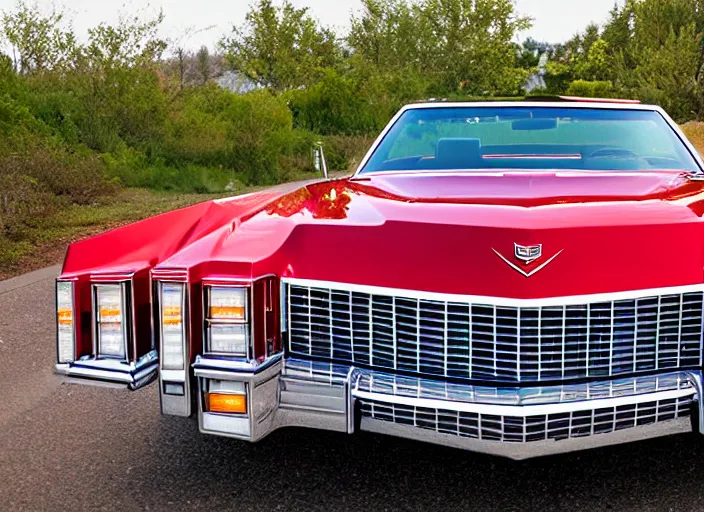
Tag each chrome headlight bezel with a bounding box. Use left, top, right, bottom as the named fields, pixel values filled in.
left=56, top=280, right=76, bottom=364
left=92, top=282, right=131, bottom=360
left=159, top=281, right=188, bottom=371
left=203, top=285, right=251, bottom=358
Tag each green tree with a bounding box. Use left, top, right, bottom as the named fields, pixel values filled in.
left=1, top=1, right=78, bottom=74
left=195, top=46, right=212, bottom=85
left=348, top=0, right=424, bottom=70
left=634, top=23, right=703, bottom=120
left=220, top=0, right=342, bottom=91
left=595, top=0, right=704, bottom=118
left=349, top=0, right=532, bottom=96
left=575, top=38, right=611, bottom=81
left=516, top=38, right=551, bottom=69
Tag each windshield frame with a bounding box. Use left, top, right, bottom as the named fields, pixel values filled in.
left=353, top=102, right=704, bottom=176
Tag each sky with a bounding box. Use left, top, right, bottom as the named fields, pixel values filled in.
left=0, top=0, right=623, bottom=51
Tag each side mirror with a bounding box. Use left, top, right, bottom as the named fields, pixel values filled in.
left=313, top=142, right=329, bottom=179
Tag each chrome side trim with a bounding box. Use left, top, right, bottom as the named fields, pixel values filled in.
left=282, top=277, right=704, bottom=308
left=55, top=350, right=158, bottom=390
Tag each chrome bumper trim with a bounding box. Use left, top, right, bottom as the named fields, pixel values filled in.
left=193, top=353, right=283, bottom=374
left=351, top=387, right=694, bottom=416
left=190, top=357, right=701, bottom=459
left=361, top=416, right=693, bottom=460
left=55, top=350, right=159, bottom=390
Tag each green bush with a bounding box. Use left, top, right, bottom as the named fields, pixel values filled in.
left=287, top=68, right=429, bottom=137
left=324, top=135, right=375, bottom=172
left=0, top=132, right=115, bottom=205
left=287, top=70, right=381, bottom=136
left=161, top=86, right=316, bottom=185
left=103, top=147, right=232, bottom=193
left=0, top=169, right=56, bottom=241
left=565, top=80, right=615, bottom=98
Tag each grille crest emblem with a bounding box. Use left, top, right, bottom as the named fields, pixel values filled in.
left=492, top=243, right=563, bottom=277
left=514, top=243, right=542, bottom=264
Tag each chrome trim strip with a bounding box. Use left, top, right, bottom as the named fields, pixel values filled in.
left=151, top=267, right=189, bottom=282
left=492, top=248, right=563, bottom=278
left=349, top=367, right=692, bottom=406
left=282, top=277, right=704, bottom=308
left=89, top=271, right=137, bottom=281
left=351, top=387, right=694, bottom=416
left=193, top=353, right=284, bottom=374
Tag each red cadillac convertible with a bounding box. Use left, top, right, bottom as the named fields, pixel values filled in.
left=55, top=100, right=704, bottom=459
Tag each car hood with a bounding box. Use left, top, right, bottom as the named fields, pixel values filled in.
left=153, top=170, right=704, bottom=299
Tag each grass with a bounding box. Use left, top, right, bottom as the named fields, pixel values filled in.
left=680, top=122, right=704, bottom=152
left=0, top=188, right=240, bottom=280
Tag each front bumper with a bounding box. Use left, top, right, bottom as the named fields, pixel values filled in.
left=192, top=356, right=702, bottom=460
left=55, top=351, right=159, bottom=390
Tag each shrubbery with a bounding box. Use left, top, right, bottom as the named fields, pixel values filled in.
left=565, top=80, right=615, bottom=99
left=287, top=71, right=384, bottom=136
left=158, top=87, right=294, bottom=184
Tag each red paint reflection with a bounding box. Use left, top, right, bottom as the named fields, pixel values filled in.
left=266, top=182, right=352, bottom=220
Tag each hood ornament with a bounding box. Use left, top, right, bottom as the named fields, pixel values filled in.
left=493, top=243, right=563, bottom=278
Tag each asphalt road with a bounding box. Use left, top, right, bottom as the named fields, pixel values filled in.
left=3, top=269, right=704, bottom=512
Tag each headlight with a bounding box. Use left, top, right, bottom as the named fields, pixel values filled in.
left=94, top=283, right=127, bottom=359
left=205, top=286, right=250, bottom=356
left=209, top=287, right=247, bottom=321
left=56, top=281, right=75, bottom=363
left=209, top=324, right=249, bottom=354
left=160, top=283, right=186, bottom=370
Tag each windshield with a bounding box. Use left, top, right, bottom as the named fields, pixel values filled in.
left=360, top=106, right=701, bottom=174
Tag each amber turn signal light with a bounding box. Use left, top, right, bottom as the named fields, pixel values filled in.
left=205, top=393, right=247, bottom=414
left=209, top=305, right=246, bottom=320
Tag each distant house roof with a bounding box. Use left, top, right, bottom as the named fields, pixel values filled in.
left=216, top=70, right=258, bottom=94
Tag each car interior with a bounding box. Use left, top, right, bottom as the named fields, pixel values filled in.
left=377, top=138, right=689, bottom=171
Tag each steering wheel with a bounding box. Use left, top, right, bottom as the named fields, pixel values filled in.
left=588, top=147, right=640, bottom=159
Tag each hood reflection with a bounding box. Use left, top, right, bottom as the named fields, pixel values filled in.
left=266, top=182, right=353, bottom=220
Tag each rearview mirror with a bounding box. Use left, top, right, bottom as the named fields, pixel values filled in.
left=313, top=142, right=329, bottom=179
left=512, top=119, right=558, bottom=131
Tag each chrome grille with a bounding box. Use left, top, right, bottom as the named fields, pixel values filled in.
left=359, top=396, right=692, bottom=443
left=287, top=284, right=704, bottom=383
